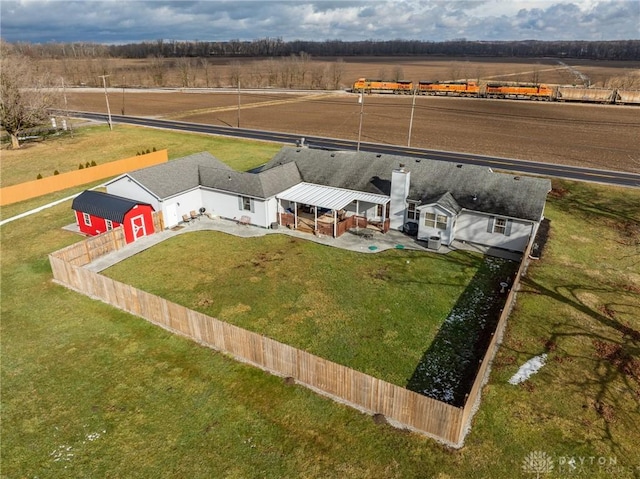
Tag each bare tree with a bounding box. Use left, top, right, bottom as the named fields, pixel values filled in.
left=330, top=59, right=345, bottom=90
left=0, top=49, right=59, bottom=149
left=199, top=58, right=211, bottom=88
left=149, top=55, right=166, bottom=87
left=530, top=64, right=541, bottom=84
left=228, top=61, right=243, bottom=88
left=310, top=63, right=326, bottom=89
left=177, top=57, right=195, bottom=87
left=264, top=58, right=278, bottom=87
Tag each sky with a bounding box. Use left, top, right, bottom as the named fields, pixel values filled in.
left=1, top=0, right=638, bottom=44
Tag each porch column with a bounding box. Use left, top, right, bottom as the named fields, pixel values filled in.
left=384, top=201, right=389, bottom=232
left=333, top=209, right=337, bottom=237
left=294, top=202, right=298, bottom=229
left=356, top=200, right=360, bottom=230
left=277, top=198, right=282, bottom=227
left=314, top=206, right=318, bottom=232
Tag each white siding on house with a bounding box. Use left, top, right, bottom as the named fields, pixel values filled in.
left=264, top=197, right=279, bottom=227
left=417, top=205, right=455, bottom=245
left=455, top=210, right=533, bottom=252
left=163, top=188, right=203, bottom=226
left=107, top=177, right=160, bottom=211
left=201, top=189, right=270, bottom=228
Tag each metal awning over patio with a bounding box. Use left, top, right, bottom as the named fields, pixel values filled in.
left=277, top=182, right=389, bottom=210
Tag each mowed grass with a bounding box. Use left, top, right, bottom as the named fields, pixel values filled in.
left=103, top=231, right=484, bottom=387
left=0, top=124, right=282, bottom=188
left=2, top=126, right=639, bottom=478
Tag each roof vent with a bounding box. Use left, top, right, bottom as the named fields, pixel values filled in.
left=514, top=176, right=521, bottom=181
left=415, top=158, right=421, bottom=163
left=472, top=194, right=478, bottom=202
left=330, top=153, right=335, bottom=157
left=376, top=154, right=382, bottom=158
left=456, top=164, right=463, bottom=168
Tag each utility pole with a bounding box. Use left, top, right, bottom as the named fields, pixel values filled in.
left=98, top=75, right=113, bottom=130
left=237, top=80, right=241, bottom=128
left=61, top=77, right=73, bottom=137
left=121, top=75, right=126, bottom=115
left=407, top=89, right=417, bottom=147
left=357, top=88, right=364, bottom=152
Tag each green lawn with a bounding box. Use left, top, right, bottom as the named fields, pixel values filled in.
left=0, top=124, right=282, bottom=187
left=103, top=231, right=488, bottom=388
left=2, top=128, right=639, bottom=478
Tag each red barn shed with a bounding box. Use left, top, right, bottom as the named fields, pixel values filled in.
left=72, top=190, right=155, bottom=243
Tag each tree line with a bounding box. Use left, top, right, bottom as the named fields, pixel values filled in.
left=10, top=38, right=640, bottom=61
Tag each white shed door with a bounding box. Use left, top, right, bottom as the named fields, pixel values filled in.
left=130, top=215, right=146, bottom=241
left=165, top=203, right=179, bottom=228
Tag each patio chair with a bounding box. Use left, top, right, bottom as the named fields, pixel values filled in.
left=182, top=214, right=192, bottom=224
left=190, top=210, right=199, bottom=221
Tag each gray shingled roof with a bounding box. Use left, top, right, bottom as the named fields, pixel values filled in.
left=199, top=162, right=301, bottom=198
left=128, top=152, right=231, bottom=199
left=126, top=152, right=301, bottom=200
left=422, top=191, right=462, bottom=214
left=262, top=147, right=551, bottom=221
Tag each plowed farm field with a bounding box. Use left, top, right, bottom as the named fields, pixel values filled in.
left=60, top=57, right=640, bottom=173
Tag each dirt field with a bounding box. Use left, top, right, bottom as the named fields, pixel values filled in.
left=54, top=57, right=639, bottom=173
left=63, top=89, right=640, bottom=173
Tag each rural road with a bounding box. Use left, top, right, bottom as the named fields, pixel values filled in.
left=66, top=110, right=640, bottom=188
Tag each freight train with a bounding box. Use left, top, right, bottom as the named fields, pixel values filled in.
left=351, top=78, right=640, bottom=105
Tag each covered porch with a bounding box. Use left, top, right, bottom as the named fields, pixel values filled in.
left=276, top=183, right=390, bottom=238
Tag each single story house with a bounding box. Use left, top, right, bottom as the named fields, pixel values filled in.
left=71, top=190, right=155, bottom=243
left=106, top=147, right=551, bottom=253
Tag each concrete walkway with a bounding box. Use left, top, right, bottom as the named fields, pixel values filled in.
left=83, top=215, right=521, bottom=272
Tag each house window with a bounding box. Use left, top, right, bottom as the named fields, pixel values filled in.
left=83, top=212, right=92, bottom=226
left=424, top=212, right=447, bottom=230
left=105, top=219, right=113, bottom=231
left=239, top=195, right=254, bottom=213
left=407, top=202, right=419, bottom=220
left=488, top=216, right=512, bottom=236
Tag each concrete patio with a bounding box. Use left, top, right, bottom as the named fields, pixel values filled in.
left=79, top=214, right=521, bottom=273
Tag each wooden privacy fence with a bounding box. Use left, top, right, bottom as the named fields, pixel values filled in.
left=0, top=150, right=168, bottom=206
left=48, top=226, right=529, bottom=446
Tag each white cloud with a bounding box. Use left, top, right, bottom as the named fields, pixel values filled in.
left=0, top=0, right=637, bottom=43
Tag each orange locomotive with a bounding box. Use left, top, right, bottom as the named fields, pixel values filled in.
left=416, top=80, right=480, bottom=97
left=484, top=83, right=554, bottom=100
left=352, top=78, right=414, bottom=94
